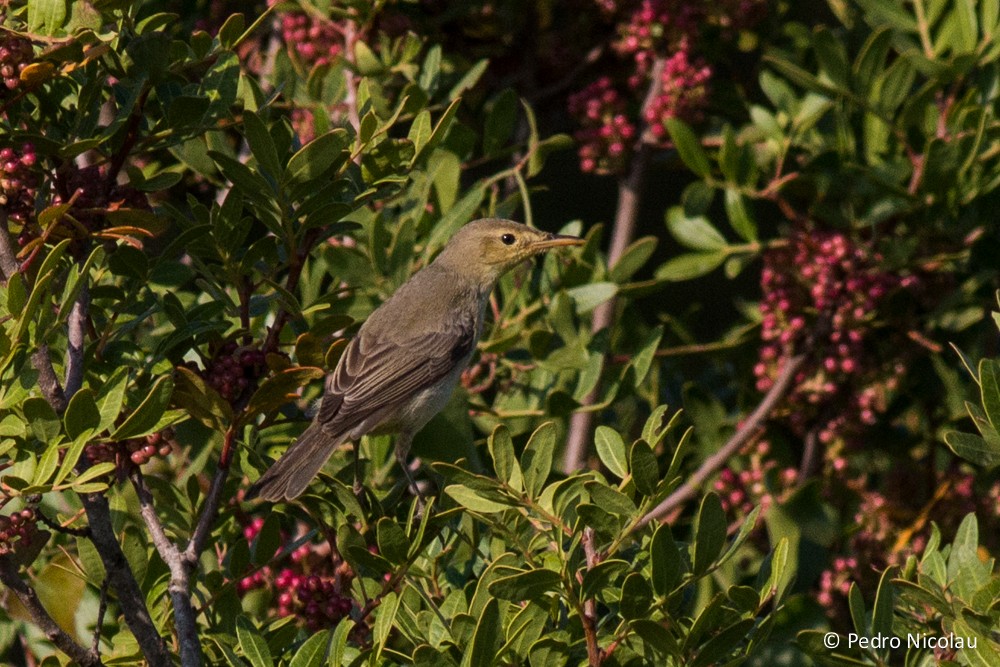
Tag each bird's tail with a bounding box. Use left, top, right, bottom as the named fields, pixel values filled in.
left=247, top=423, right=341, bottom=501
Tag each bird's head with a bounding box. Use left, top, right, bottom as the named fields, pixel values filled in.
left=435, top=218, right=584, bottom=287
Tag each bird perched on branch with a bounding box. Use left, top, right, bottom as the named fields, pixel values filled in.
left=248, top=218, right=584, bottom=502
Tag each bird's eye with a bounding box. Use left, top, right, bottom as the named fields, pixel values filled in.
left=501, top=233, right=516, bottom=245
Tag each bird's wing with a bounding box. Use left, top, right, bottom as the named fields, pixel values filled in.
left=314, top=309, right=478, bottom=438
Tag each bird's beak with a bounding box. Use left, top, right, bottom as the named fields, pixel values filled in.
left=530, top=233, right=585, bottom=251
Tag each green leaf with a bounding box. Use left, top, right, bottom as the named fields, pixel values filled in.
left=444, top=484, right=513, bottom=513
left=666, top=208, right=727, bottom=251
left=870, top=566, right=896, bottom=638
left=243, top=111, right=282, bottom=183
left=853, top=0, right=918, bottom=31
left=944, top=431, right=1000, bottom=468
left=594, top=426, right=628, bottom=479
left=111, top=376, right=174, bottom=440
left=372, top=592, right=401, bottom=662
left=521, top=422, right=555, bottom=497
left=655, top=252, right=726, bottom=281
left=484, top=89, right=519, bottom=156
left=723, top=189, right=757, bottom=242
left=217, top=12, right=245, bottom=49
left=979, top=359, right=1000, bottom=428
left=376, top=517, right=409, bottom=565
left=565, top=282, right=617, bottom=313
left=489, top=568, right=562, bottom=602
left=619, top=572, right=653, bottom=620
left=692, top=492, right=727, bottom=574
left=285, top=130, right=350, bottom=184
left=848, top=583, right=866, bottom=634
left=629, top=439, right=658, bottom=496
left=64, top=388, right=100, bottom=443
left=813, top=26, right=851, bottom=89
left=488, top=424, right=522, bottom=491
left=27, top=0, right=67, bottom=34
left=609, top=236, right=658, bottom=283
left=665, top=118, right=711, bottom=177
left=236, top=616, right=273, bottom=667
left=650, top=524, right=681, bottom=595
left=287, top=630, right=331, bottom=667
left=24, top=397, right=61, bottom=442
left=32, top=440, right=61, bottom=487
left=244, top=367, right=324, bottom=422
left=464, top=598, right=501, bottom=667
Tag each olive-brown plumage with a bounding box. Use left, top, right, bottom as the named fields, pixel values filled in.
left=248, top=218, right=583, bottom=502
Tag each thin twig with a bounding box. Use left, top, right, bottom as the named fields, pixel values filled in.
left=0, top=556, right=104, bottom=666
left=92, top=576, right=110, bottom=657
left=580, top=527, right=602, bottom=666
left=636, top=354, right=807, bottom=528
left=563, top=57, right=667, bottom=473
left=185, top=425, right=236, bottom=563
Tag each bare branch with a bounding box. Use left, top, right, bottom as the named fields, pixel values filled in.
left=0, top=555, right=104, bottom=667
left=563, top=57, right=667, bottom=473
left=636, top=354, right=807, bottom=529
left=77, top=491, right=172, bottom=666
left=64, top=281, right=89, bottom=398
left=130, top=471, right=202, bottom=667
left=185, top=426, right=237, bottom=563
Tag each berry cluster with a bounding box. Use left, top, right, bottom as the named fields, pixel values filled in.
left=816, top=469, right=999, bottom=624
left=84, top=428, right=176, bottom=469
left=279, top=11, right=343, bottom=69
left=755, top=228, right=904, bottom=444
left=0, top=508, right=37, bottom=556
left=0, top=32, right=32, bottom=92
left=644, top=50, right=711, bottom=139
left=232, top=518, right=361, bottom=633
left=613, top=0, right=701, bottom=66
left=713, top=439, right=797, bottom=516
left=569, top=0, right=724, bottom=173
left=0, top=143, right=39, bottom=229
left=203, top=343, right=267, bottom=403
left=274, top=570, right=354, bottom=632
left=567, top=77, right=636, bottom=174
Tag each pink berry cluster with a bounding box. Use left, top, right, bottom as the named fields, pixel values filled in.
left=278, top=11, right=344, bottom=69
left=0, top=143, right=38, bottom=229
left=0, top=508, right=37, bottom=556
left=817, top=470, right=1000, bottom=622
left=203, top=343, right=267, bottom=404
left=0, top=32, right=32, bottom=92
left=613, top=0, right=701, bottom=67
left=567, top=78, right=636, bottom=174
left=84, top=428, right=176, bottom=469
left=233, top=518, right=360, bottom=633
left=713, top=439, right=797, bottom=516
left=644, top=50, right=712, bottom=139
left=755, top=228, right=904, bottom=444
left=569, top=0, right=719, bottom=173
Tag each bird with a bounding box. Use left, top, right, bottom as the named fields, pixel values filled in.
left=248, top=218, right=584, bottom=502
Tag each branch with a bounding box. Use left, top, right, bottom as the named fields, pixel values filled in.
left=185, top=425, right=236, bottom=564
left=636, top=354, right=807, bottom=529
left=0, top=556, right=104, bottom=666
left=130, top=471, right=202, bottom=667
left=77, top=491, right=172, bottom=666
left=563, top=57, right=667, bottom=473
left=64, top=281, right=89, bottom=398
left=580, top=527, right=602, bottom=666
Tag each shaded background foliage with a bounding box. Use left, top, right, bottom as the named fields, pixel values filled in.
left=2, top=0, right=1000, bottom=665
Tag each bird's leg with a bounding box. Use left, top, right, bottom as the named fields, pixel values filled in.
left=394, top=432, right=425, bottom=511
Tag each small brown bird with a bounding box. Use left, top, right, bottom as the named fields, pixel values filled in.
left=249, top=218, right=584, bottom=502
